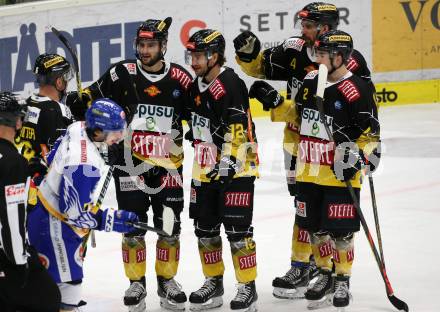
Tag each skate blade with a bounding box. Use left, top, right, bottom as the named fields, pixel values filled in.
left=307, top=296, right=332, bottom=310
left=189, top=297, right=223, bottom=311
left=160, top=297, right=186, bottom=311
left=273, top=286, right=306, bottom=299
left=231, top=301, right=257, bottom=312
left=127, top=299, right=147, bottom=312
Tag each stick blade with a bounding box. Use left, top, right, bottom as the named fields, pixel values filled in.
left=162, top=206, right=175, bottom=236
left=388, top=294, right=409, bottom=312
left=317, top=64, right=328, bottom=99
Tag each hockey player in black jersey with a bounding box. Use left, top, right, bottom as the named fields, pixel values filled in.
left=185, top=29, right=259, bottom=312
left=0, top=91, right=61, bottom=312
left=15, top=53, right=74, bottom=178
left=233, top=2, right=376, bottom=300
left=68, top=17, right=191, bottom=312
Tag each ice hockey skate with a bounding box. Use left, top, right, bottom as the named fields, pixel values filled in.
left=124, top=281, right=147, bottom=312
left=332, top=275, right=352, bottom=311
left=230, top=281, right=258, bottom=312
left=305, top=269, right=334, bottom=310
left=189, top=276, right=224, bottom=311
left=272, top=264, right=310, bottom=299
left=157, top=276, right=187, bottom=311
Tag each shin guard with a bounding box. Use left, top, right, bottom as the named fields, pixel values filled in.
left=155, top=235, right=180, bottom=279
left=198, top=236, right=225, bottom=277
left=122, top=236, right=146, bottom=281
left=310, top=232, right=333, bottom=271
left=291, top=223, right=312, bottom=263
left=333, top=233, right=354, bottom=276
left=230, top=237, right=257, bottom=283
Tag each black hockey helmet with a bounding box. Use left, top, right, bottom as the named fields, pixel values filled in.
left=33, top=53, right=73, bottom=86
left=186, top=29, right=226, bottom=56
left=0, top=92, right=26, bottom=127
left=297, top=2, right=339, bottom=29
left=135, top=17, right=172, bottom=43
left=314, top=30, right=353, bottom=62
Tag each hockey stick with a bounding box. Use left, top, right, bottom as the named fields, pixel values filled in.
left=315, top=64, right=408, bottom=312
left=125, top=206, right=175, bottom=237
left=369, top=175, right=386, bottom=266
left=82, top=166, right=115, bottom=249
left=51, top=27, right=83, bottom=97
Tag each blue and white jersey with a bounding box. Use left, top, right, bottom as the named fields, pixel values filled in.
left=37, top=121, right=111, bottom=234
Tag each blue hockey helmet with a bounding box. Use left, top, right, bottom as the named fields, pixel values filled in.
left=85, top=98, right=126, bottom=132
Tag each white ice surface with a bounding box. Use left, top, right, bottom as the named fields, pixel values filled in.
left=81, top=104, right=440, bottom=312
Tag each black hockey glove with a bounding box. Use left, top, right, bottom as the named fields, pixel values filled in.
left=28, top=156, right=48, bottom=179
left=332, top=144, right=365, bottom=182
left=249, top=80, right=284, bottom=111
left=206, top=155, right=240, bottom=188
left=233, top=31, right=261, bottom=63
left=65, top=91, right=92, bottom=121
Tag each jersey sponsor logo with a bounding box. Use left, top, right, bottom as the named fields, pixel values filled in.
left=337, top=80, right=360, bottom=103
left=319, top=240, right=333, bottom=258
left=161, top=174, right=183, bottom=189
left=191, top=113, right=212, bottom=142
left=296, top=201, right=307, bottom=217
left=238, top=253, right=257, bottom=270
left=328, top=204, right=356, bottom=219
left=110, top=67, right=119, bottom=82
left=297, top=228, right=311, bottom=243
left=122, top=248, right=129, bottom=263
left=119, top=176, right=145, bottom=192
left=144, top=85, right=161, bottom=97
left=194, top=141, right=217, bottom=168
left=80, top=140, right=87, bottom=162
left=347, top=248, right=354, bottom=262
left=131, top=132, right=171, bottom=158
left=156, top=247, right=170, bottom=262
left=209, top=79, right=226, bottom=100
left=74, top=244, right=84, bottom=267
left=304, top=70, right=318, bottom=80
left=290, top=77, right=303, bottom=99
left=25, top=106, right=40, bottom=124
left=224, top=192, right=251, bottom=207
left=203, top=250, right=222, bottom=265
left=136, top=248, right=146, bottom=263
left=283, top=37, right=305, bottom=51
left=170, top=67, right=192, bottom=90
left=346, top=56, right=359, bottom=72
left=300, top=108, right=333, bottom=140
left=334, top=100, right=343, bottom=110
left=190, top=187, right=197, bottom=203
left=19, top=126, right=36, bottom=142
left=5, top=183, right=26, bottom=205
left=123, top=63, right=137, bottom=75
left=132, top=104, right=174, bottom=133
left=298, top=137, right=334, bottom=166
left=172, top=89, right=181, bottom=98
left=286, top=122, right=299, bottom=132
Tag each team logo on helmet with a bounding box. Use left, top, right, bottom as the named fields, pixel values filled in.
left=43, top=56, right=64, bottom=69
left=186, top=42, right=196, bottom=50
left=203, top=31, right=222, bottom=43
left=139, top=30, right=154, bottom=39
left=317, top=4, right=337, bottom=11
left=328, top=35, right=351, bottom=42
left=144, top=85, right=161, bottom=97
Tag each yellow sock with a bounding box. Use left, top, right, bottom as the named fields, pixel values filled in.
left=198, top=236, right=225, bottom=277
left=291, top=224, right=312, bottom=263
left=122, top=236, right=146, bottom=281
left=310, top=232, right=333, bottom=271
left=156, top=235, right=180, bottom=279
left=231, top=237, right=257, bottom=283
left=333, top=234, right=355, bottom=276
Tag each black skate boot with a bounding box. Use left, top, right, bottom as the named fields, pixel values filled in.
left=305, top=269, right=333, bottom=310
left=124, top=279, right=147, bottom=312
left=157, top=276, right=187, bottom=311
left=189, top=276, right=224, bottom=311
left=333, top=275, right=352, bottom=311
left=308, top=256, right=319, bottom=280
left=272, top=262, right=310, bottom=299
left=230, top=280, right=258, bottom=311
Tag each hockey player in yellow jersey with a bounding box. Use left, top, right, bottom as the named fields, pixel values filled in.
left=266, top=30, right=380, bottom=310
left=184, top=29, right=259, bottom=312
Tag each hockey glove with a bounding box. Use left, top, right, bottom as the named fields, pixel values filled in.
left=233, top=31, right=261, bottom=63
left=65, top=90, right=92, bottom=121
left=28, top=156, right=48, bottom=181
left=363, top=141, right=382, bottom=175
left=206, top=155, right=240, bottom=187
left=332, top=144, right=365, bottom=182
left=101, top=208, right=139, bottom=233
left=249, top=80, right=284, bottom=111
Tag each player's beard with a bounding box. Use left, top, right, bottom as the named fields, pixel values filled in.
left=141, top=51, right=162, bottom=67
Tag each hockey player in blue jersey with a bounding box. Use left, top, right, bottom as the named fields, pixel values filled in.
left=27, top=98, right=139, bottom=311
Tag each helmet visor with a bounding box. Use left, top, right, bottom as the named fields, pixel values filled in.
left=103, top=122, right=127, bottom=145
left=184, top=50, right=211, bottom=65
